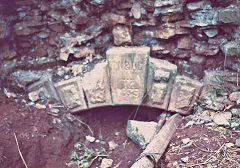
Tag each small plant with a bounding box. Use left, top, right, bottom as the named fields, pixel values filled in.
left=208, top=87, right=222, bottom=97
left=67, top=143, right=108, bottom=168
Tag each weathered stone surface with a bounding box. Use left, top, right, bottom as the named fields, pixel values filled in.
left=203, top=70, right=240, bottom=94
left=229, top=92, right=240, bottom=102
left=82, top=61, right=112, bottom=108
left=213, top=112, right=232, bottom=126
left=194, top=41, right=219, bottom=56
left=177, top=36, right=193, bottom=49
left=55, top=77, right=87, bottom=112
left=235, top=139, right=240, bottom=148
left=0, top=44, right=17, bottom=60
left=146, top=58, right=177, bottom=110
left=27, top=74, right=60, bottom=103
left=131, top=114, right=183, bottom=168
left=154, top=0, right=179, bottom=7
left=203, top=29, right=218, bottom=38
left=131, top=2, right=142, bottom=19
left=168, top=76, right=203, bottom=114
left=126, top=120, right=157, bottom=149
left=189, top=55, right=206, bottom=65
left=221, top=41, right=240, bottom=57
left=106, top=47, right=150, bottom=105
left=159, top=4, right=183, bottom=15
left=218, top=5, right=240, bottom=24
left=0, top=19, right=8, bottom=39
left=101, top=13, right=126, bottom=26
left=112, top=25, right=132, bottom=46
left=186, top=0, right=211, bottom=11
left=100, top=158, right=113, bottom=168
left=11, top=70, right=44, bottom=89
left=134, top=24, right=189, bottom=40
left=73, top=46, right=95, bottom=59
left=190, top=7, right=218, bottom=26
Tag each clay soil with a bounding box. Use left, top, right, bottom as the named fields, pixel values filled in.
left=0, top=93, right=240, bottom=168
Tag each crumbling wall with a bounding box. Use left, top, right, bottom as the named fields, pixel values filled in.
left=0, top=0, right=240, bottom=80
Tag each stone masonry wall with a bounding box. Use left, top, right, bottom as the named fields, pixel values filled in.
left=0, top=0, right=240, bottom=114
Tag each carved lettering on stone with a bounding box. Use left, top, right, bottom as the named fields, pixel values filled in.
left=168, top=75, right=203, bottom=114
left=55, top=77, right=87, bottom=112
left=145, top=58, right=177, bottom=110
left=82, top=61, right=112, bottom=108
left=106, top=47, right=150, bottom=105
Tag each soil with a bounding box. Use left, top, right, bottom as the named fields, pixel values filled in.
left=0, top=93, right=240, bottom=168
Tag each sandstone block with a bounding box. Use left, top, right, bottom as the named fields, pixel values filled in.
left=82, top=61, right=112, bottom=108
left=218, top=6, right=240, bottom=24
left=112, top=25, right=132, bottom=45
left=106, top=47, right=150, bottom=105
left=126, top=120, right=157, bottom=149
left=27, top=74, right=60, bottom=103
left=55, top=77, right=87, bottom=112
left=168, top=75, right=203, bottom=114
left=145, top=58, right=177, bottom=110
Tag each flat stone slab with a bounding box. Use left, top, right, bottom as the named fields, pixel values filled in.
left=126, top=120, right=157, bottom=149
left=106, top=47, right=150, bottom=105
left=55, top=77, right=87, bottom=112
left=146, top=57, right=177, bottom=110
left=82, top=61, right=112, bottom=108
left=168, top=75, right=203, bottom=114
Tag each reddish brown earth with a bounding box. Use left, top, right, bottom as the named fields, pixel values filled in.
left=0, top=92, right=239, bottom=168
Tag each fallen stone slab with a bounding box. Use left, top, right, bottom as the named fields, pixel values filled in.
left=126, top=120, right=158, bottom=149
left=131, top=114, right=183, bottom=168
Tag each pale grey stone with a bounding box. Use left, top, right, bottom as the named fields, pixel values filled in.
left=190, top=7, right=218, bottom=27
left=106, top=47, right=150, bottom=105
left=235, top=139, right=240, bottom=147
left=82, top=61, right=112, bottom=108
left=181, top=156, right=189, bottom=163
left=131, top=2, right=141, bottom=19
left=229, top=92, right=240, bottom=102
left=203, top=70, right=239, bottom=95
left=213, top=112, right=232, bottom=126
left=221, top=41, right=240, bottom=57
left=154, top=0, right=179, bottom=7
left=100, top=158, right=113, bottom=168
left=218, top=5, right=240, bottom=24
left=168, top=75, right=203, bottom=114
left=203, top=29, right=218, bottom=38
left=126, top=120, right=157, bottom=149
left=28, top=91, right=39, bottom=102
left=11, top=70, right=44, bottom=89
left=186, top=0, right=211, bottom=11
left=85, top=135, right=95, bottom=142
left=112, top=25, right=132, bottom=45
left=145, top=58, right=177, bottom=110
left=55, top=77, right=87, bottom=112
left=35, top=103, right=46, bottom=109
left=108, top=140, right=118, bottom=150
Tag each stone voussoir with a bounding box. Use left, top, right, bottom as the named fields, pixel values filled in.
left=55, top=77, right=87, bottom=112
left=168, top=75, right=204, bottom=115
left=145, top=57, right=177, bottom=110
left=82, top=61, right=112, bottom=109
left=106, top=46, right=150, bottom=105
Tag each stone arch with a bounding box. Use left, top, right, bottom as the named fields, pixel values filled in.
left=27, top=47, right=203, bottom=115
